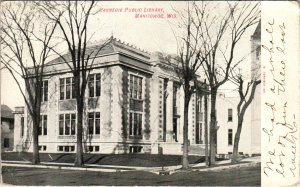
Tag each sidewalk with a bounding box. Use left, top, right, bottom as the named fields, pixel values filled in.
left=1, top=156, right=261, bottom=174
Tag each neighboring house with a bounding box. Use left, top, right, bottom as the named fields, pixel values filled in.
left=1, top=105, right=14, bottom=151
left=216, top=22, right=261, bottom=157
left=216, top=94, right=254, bottom=157
left=13, top=38, right=208, bottom=155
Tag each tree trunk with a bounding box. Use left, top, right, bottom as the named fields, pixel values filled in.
left=74, top=73, right=84, bottom=167
left=232, top=116, right=244, bottom=163
left=204, top=93, right=209, bottom=167
left=32, top=95, right=41, bottom=165
left=182, top=94, right=190, bottom=169
left=32, top=115, right=40, bottom=164
left=209, top=91, right=217, bottom=166
left=75, top=98, right=84, bottom=166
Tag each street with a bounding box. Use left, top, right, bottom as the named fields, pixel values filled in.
left=3, top=164, right=261, bottom=186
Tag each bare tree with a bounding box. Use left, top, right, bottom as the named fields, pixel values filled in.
left=168, top=3, right=209, bottom=169
left=171, top=1, right=259, bottom=168
left=37, top=1, right=110, bottom=166
left=189, top=2, right=260, bottom=165
left=229, top=66, right=261, bottom=163
left=0, top=2, right=59, bottom=164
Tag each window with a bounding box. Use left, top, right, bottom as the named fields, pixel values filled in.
left=60, top=77, right=75, bottom=100
left=129, top=112, right=142, bottom=137
left=20, top=117, right=24, bottom=137
left=129, top=75, right=143, bottom=99
left=58, top=145, right=75, bottom=152
left=4, top=138, right=9, bottom=148
left=88, top=112, right=100, bottom=135
left=41, top=80, right=48, bottom=102
left=59, top=114, right=76, bottom=135
left=228, top=109, right=233, bottom=122
left=196, top=122, right=203, bottom=144
left=129, top=75, right=143, bottom=138
left=88, top=74, right=101, bottom=97
left=39, top=115, right=47, bottom=136
left=228, top=129, right=233, bottom=145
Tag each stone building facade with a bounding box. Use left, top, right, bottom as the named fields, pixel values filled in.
left=13, top=22, right=260, bottom=156
left=13, top=38, right=207, bottom=155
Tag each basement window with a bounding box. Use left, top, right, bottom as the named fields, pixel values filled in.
left=58, top=146, right=75, bottom=152
left=130, top=146, right=142, bottom=153
left=39, top=145, right=47, bottom=151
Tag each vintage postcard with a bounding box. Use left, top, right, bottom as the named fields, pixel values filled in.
left=0, top=1, right=299, bottom=186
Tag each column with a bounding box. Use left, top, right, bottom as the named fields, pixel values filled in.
left=165, top=80, right=173, bottom=142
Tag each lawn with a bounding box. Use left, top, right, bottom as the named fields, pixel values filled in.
left=2, top=152, right=222, bottom=167
left=2, top=164, right=261, bottom=186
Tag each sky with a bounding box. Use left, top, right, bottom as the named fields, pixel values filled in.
left=0, top=1, right=259, bottom=109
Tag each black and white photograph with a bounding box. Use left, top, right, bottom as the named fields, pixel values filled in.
left=0, top=1, right=298, bottom=186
